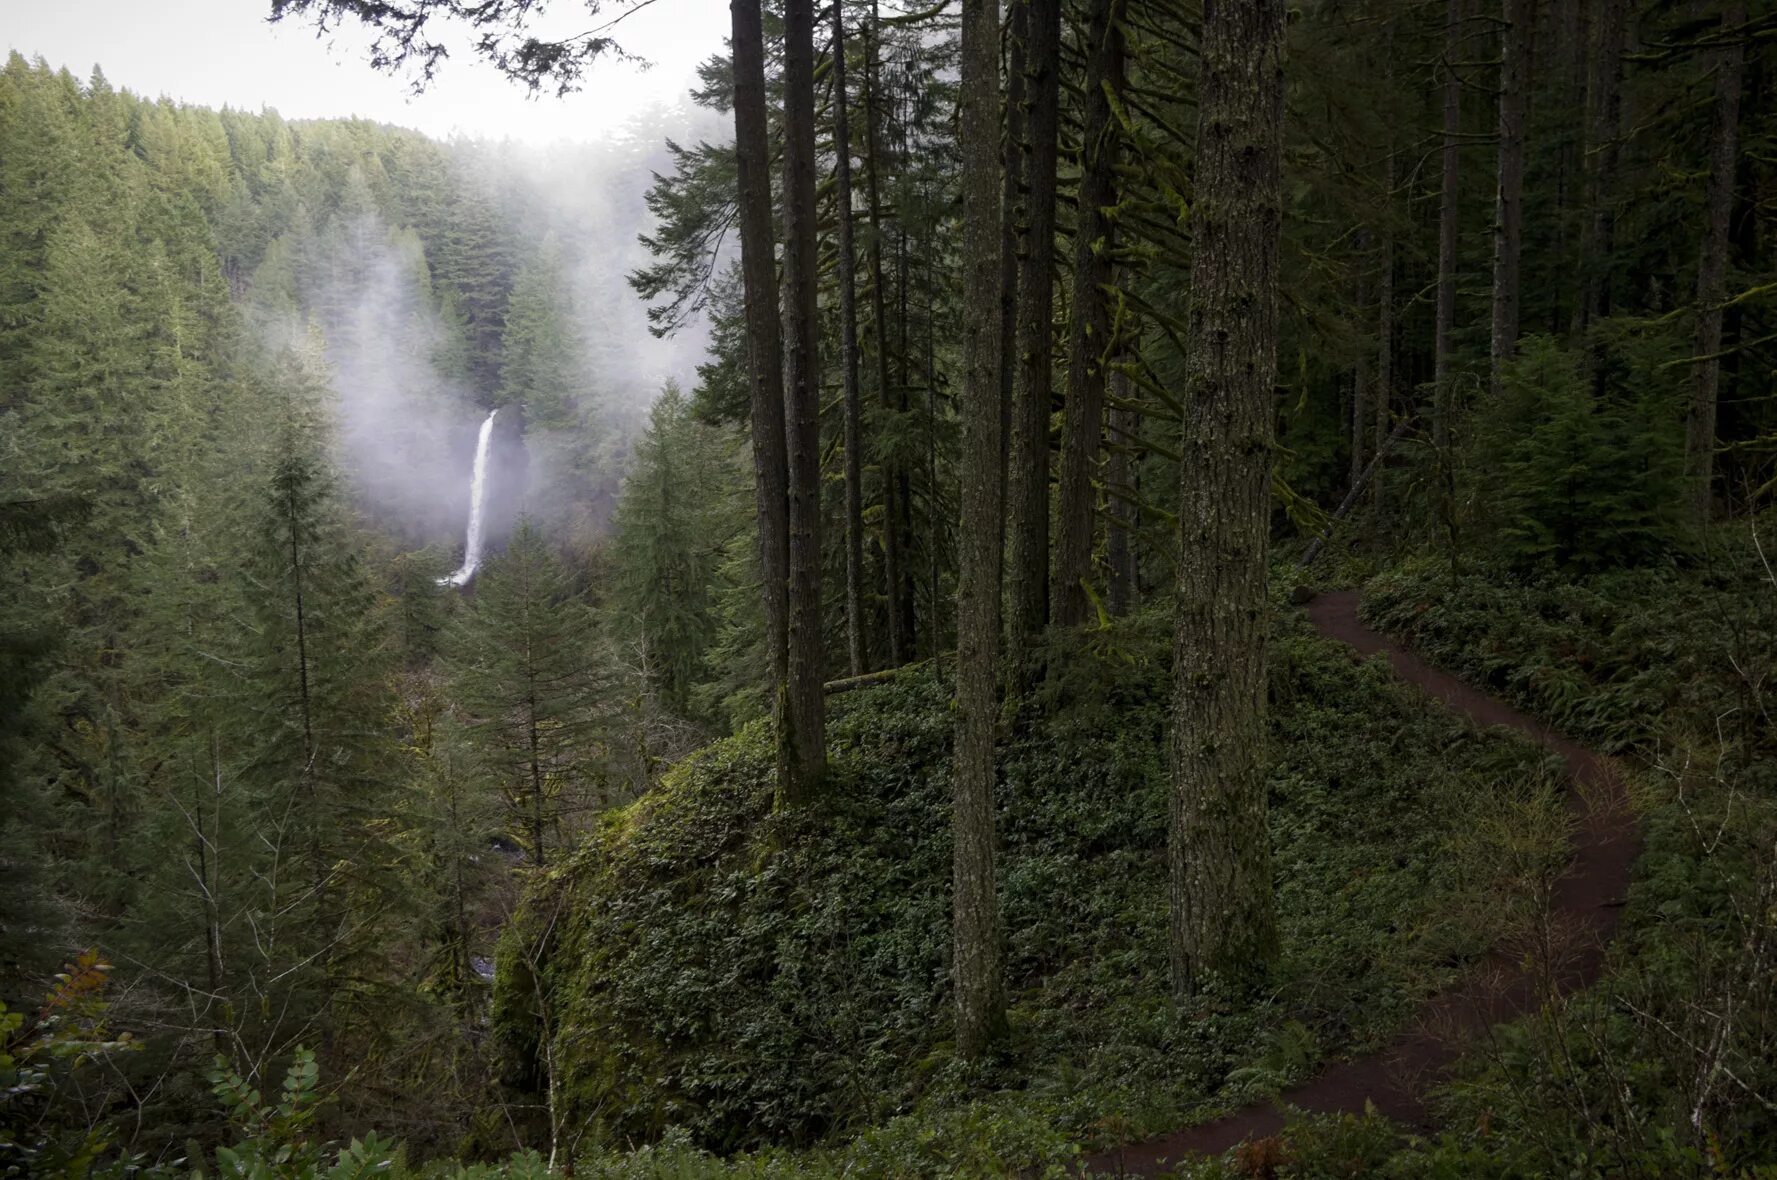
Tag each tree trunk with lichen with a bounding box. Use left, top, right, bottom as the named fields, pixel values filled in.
left=952, top=0, right=1006, bottom=1060
left=1170, top=0, right=1284, bottom=999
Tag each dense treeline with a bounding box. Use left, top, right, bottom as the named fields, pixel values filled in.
left=604, top=0, right=1777, bottom=1067
left=0, top=52, right=685, bottom=1163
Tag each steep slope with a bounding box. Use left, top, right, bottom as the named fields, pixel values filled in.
left=494, top=604, right=1558, bottom=1157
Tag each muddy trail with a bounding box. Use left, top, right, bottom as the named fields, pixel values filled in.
left=1084, top=589, right=1641, bottom=1176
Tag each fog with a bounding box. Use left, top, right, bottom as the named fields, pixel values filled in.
left=271, top=94, right=731, bottom=557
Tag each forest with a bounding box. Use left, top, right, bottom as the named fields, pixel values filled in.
left=2, top=0, right=1776, bottom=1175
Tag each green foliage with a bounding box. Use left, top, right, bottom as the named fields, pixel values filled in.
left=1361, top=534, right=1777, bottom=761
left=610, top=383, right=748, bottom=720
left=0, top=952, right=140, bottom=1178
left=1358, top=548, right=1777, bottom=1175
left=497, top=607, right=1544, bottom=1157
left=1469, top=338, right=1682, bottom=570
left=444, top=521, right=623, bottom=867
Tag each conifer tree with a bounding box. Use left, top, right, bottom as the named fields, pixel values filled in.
left=611, top=382, right=740, bottom=717
left=952, top=0, right=1006, bottom=1060
left=446, top=522, right=613, bottom=869
left=1171, top=0, right=1285, bottom=996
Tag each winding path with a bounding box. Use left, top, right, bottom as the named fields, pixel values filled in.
left=1085, top=590, right=1641, bottom=1176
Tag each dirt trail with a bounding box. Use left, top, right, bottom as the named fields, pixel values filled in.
left=1085, top=590, right=1640, bottom=1176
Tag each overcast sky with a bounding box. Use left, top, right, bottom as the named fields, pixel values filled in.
left=8, top=0, right=731, bottom=145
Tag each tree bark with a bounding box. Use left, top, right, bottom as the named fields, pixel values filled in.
left=1351, top=233, right=1371, bottom=491
left=1170, top=0, right=1283, bottom=998
left=1687, top=0, right=1746, bottom=521
left=1577, top=0, right=1626, bottom=340
left=730, top=0, right=792, bottom=792
left=1005, top=0, right=1061, bottom=672
left=833, top=0, right=866, bottom=677
left=999, top=0, right=1027, bottom=550
left=862, top=12, right=909, bottom=667
left=952, top=0, right=1006, bottom=1060
left=1373, top=149, right=1395, bottom=513
left=781, top=0, right=828, bottom=800
left=1051, top=0, right=1126, bottom=629
left=1433, top=0, right=1463, bottom=449
left=1489, top=0, right=1531, bottom=399
left=1105, top=367, right=1137, bottom=616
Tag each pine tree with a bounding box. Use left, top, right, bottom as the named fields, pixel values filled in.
left=611, top=383, right=742, bottom=717
left=445, top=522, right=614, bottom=869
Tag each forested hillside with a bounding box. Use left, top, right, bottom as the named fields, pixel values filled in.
left=0, top=52, right=711, bottom=1162
left=6, top=0, right=1777, bottom=1175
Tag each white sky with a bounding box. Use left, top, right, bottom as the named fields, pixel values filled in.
left=6, top=0, right=731, bottom=145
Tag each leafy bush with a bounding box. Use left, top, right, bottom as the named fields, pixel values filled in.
left=496, top=605, right=1547, bottom=1157
left=0, top=951, right=141, bottom=1178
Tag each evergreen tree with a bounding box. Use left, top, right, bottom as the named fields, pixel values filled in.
left=611, top=383, right=742, bottom=719
left=445, top=522, right=615, bottom=868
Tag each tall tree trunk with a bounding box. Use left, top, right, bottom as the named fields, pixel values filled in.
left=1000, top=0, right=1027, bottom=550
left=730, top=0, right=792, bottom=791
left=1351, top=233, right=1371, bottom=491
left=1434, top=0, right=1463, bottom=449
left=862, top=12, right=908, bottom=667
left=1577, top=0, right=1626, bottom=341
left=202, top=739, right=227, bottom=1056
left=833, top=0, right=866, bottom=677
left=1051, top=0, right=1126, bottom=628
left=781, top=0, right=828, bottom=800
left=1489, top=0, right=1531, bottom=398
left=1006, top=0, right=1062, bottom=671
left=952, top=0, right=1006, bottom=1060
left=527, top=689, right=545, bottom=867
left=1170, top=0, right=1284, bottom=998
left=1687, top=0, right=1747, bottom=521
left=1105, top=367, right=1137, bottom=616
left=1551, top=0, right=1588, bottom=334
left=1374, top=149, right=1396, bottom=512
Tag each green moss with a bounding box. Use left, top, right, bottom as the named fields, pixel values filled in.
left=499, top=605, right=1546, bottom=1157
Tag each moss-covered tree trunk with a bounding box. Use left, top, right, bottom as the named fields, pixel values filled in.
left=1170, top=0, right=1283, bottom=998
left=952, top=0, right=1006, bottom=1060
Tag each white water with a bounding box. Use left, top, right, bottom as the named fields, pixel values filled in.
left=439, top=408, right=498, bottom=587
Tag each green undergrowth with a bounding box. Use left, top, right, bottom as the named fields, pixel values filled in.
left=1344, top=541, right=1777, bottom=1176
left=492, top=601, right=1555, bottom=1172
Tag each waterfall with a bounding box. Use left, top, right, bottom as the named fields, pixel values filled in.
left=439, top=408, right=498, bottom=587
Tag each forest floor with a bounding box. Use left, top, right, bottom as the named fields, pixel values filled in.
left=1084, top=590, right=1641, bottom=1177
